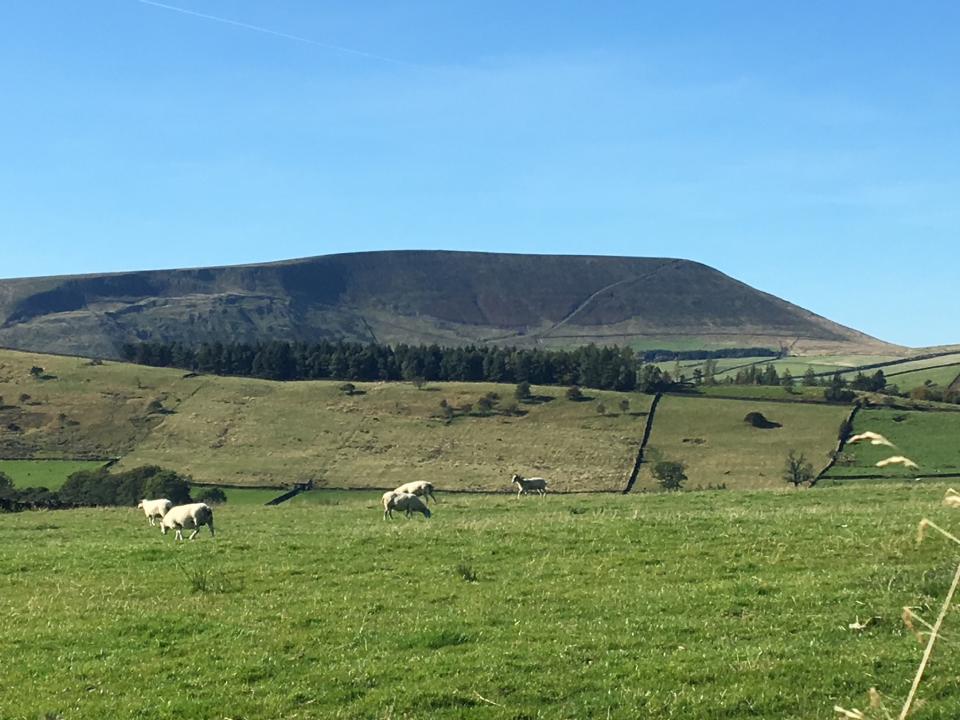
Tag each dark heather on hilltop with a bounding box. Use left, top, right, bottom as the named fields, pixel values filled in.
left=0, top=250, right=899, bottom=359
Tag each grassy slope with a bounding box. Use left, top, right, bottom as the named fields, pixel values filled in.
left=122, top=379, right=650, bottom=492
left=826, top=408, right=960, bottom=478
left=2, top=486, right=959, bottom=719
left=638, top=395, right=852, bottom=490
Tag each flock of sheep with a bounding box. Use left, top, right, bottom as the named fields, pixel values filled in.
left=133, top=473, right=550, bottom=538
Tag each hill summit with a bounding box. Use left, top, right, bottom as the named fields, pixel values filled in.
left=0, top=250, right=899, bottom=358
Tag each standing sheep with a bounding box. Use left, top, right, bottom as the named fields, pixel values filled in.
left=384, top=492, right=431, bottom=519
left=137, top=498, right=173, bottom=526
left=160, top=503, right=215, bottom=541
left=511, top=473, right=548, bottom=499
left=393, top=480, right=437, bottom=503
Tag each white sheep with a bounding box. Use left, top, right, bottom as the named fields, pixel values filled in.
left=384, top=492, right=431, bottom=519
left=944, top=488, right=960, bottom=508
left=137, top=498, right=172, bottom=526
left=511, top=473, right=548, bottom=499
left=160, top=502, right=215, bottom=541
left=393, top=480, right=437, bottom=503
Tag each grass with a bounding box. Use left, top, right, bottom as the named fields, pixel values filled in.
left=2, top=486, right=960, bottom=719
left=0, top=459, right=108, bottom=489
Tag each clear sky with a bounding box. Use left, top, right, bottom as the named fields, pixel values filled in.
left=1, top=2, right=957, bottom=347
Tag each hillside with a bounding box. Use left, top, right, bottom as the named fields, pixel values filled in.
left=0, top=251, right=902, bottom=359
left=2, top=347, right=858, bottom=491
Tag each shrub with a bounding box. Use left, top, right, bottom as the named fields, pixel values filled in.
left=515, top=381, right=532, bottom=401
left=652, top=461, right=687, bottom=491
left=784, top=450, right=814, bottom=487
left=566, top=386, right=584, bottom=401
left=194, top=486, right=227, bottom=504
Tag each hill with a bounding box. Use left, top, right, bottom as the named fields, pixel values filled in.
left=0, top=251, right=902, bottom=359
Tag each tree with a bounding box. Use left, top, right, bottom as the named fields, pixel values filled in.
left=515, top=381, right=532, bottom=401
left=784, top=450, right=814, bottom=487
left=566, top=386, right=584, bottom=401
left=0, top=471, right=14, bottom=501
left=29, top=366, right=44, bottom=378
left=652, top=461, right=687, bottom=491
left=338, top=383, right=356, bottom=396
left=802, top=367, right=817, bottom=386
left=596, top=403, right=606, bottom=415
left=619, top=398, right=630, bottom=414
left=824, top=374, right=856, bottom=403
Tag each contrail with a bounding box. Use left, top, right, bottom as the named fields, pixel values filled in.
left=135, top=0, right=420, bottom=68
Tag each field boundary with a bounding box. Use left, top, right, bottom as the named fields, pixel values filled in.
left=622, top=392, right=663, bottom=493
left=812, top=403, right=861, bottom=485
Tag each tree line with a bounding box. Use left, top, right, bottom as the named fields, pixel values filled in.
left=119, top=340, right=776, bottom=392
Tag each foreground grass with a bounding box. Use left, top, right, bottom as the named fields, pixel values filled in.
left=2, top=486, right=960, bottom=719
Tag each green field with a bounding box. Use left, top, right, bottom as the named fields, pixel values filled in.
left=0, top=459, right=108, bottom=490
left=825, top=409, right=960, bottom=479
left=3, top=486, right=960, bottom=719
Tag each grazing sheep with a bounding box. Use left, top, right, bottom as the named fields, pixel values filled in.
left=160, top=503, right=215, bottom=541
left=875, top=455, right=919, bottom=470
left=137, top=498, right=172, bottom=526
left=384, top=492, right=431, bottom=519
left=511, top=473, right=548, bottom=499
left=393, top=480, right=437, bottom=503
left=382, top=490, right=399, bottom=520
left=944, top=488, right=960, bottom=508
left=848, top=431, right=896, bottom=448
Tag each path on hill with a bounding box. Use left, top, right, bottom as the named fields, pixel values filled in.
left=622, top=392, right=663, bottom=493
left=538, top=261, right=681, bottom=341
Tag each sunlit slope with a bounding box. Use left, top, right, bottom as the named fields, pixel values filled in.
left=121, top=379, right=650, bottom=491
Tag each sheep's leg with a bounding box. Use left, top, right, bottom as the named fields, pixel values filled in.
left=207, top=519, right=215, bottom=537
left=175, top=528, right=184, bottom=541
left=189, top=527, right=200, bottom=540
left=148, top=516, right=155, bottom=526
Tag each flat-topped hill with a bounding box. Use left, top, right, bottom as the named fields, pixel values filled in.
left=0, top=251, right=901, bottom=358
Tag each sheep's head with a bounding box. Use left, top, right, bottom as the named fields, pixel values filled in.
left=136, top=500, right=144, bottom=509
left=160, top=522, right=169, bottom=535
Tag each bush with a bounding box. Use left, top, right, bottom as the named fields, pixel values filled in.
left=194, top=487, right=227, bottom=504
left=784, top=450, right=814, bottom=487
left=566, top=386, right=584, bottom=401
left=59, top=465, right=192, bottom=507
left=515, top=381, right=532, bottom=401
left=652, top=461, right=687, bottom=491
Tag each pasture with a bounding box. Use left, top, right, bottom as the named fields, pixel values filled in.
left=2, top=485, right=960, bottom=719
left=0, top=459, right=107, bottom=490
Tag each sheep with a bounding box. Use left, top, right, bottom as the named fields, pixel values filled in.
left=875, top=455, right=919, bottom=470
left=137, top=498, right=172, bottom=526
left=393, top=480, right=437, bottom=503
left=944, top=488, right=960, bottom=508
left=511, top=473, right=548, bottom=499
left=382, top=490, right=399, bottom=520
left=383, top=492, right=431, bottom=520
left=160, top=502, right=215, bottom=541
left=847, top=431, right=896, bottom=448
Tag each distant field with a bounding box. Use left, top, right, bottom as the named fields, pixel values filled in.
left=638, top=394, right=851, bottom=490
left=0, top=459, right=107, bottom=489
left=2, top=485, right=959, bottom=719
left=824, top=408, right=960, bottom=479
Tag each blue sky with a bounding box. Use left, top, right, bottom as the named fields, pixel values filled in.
left=1, top=1, right=957, bottom=347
